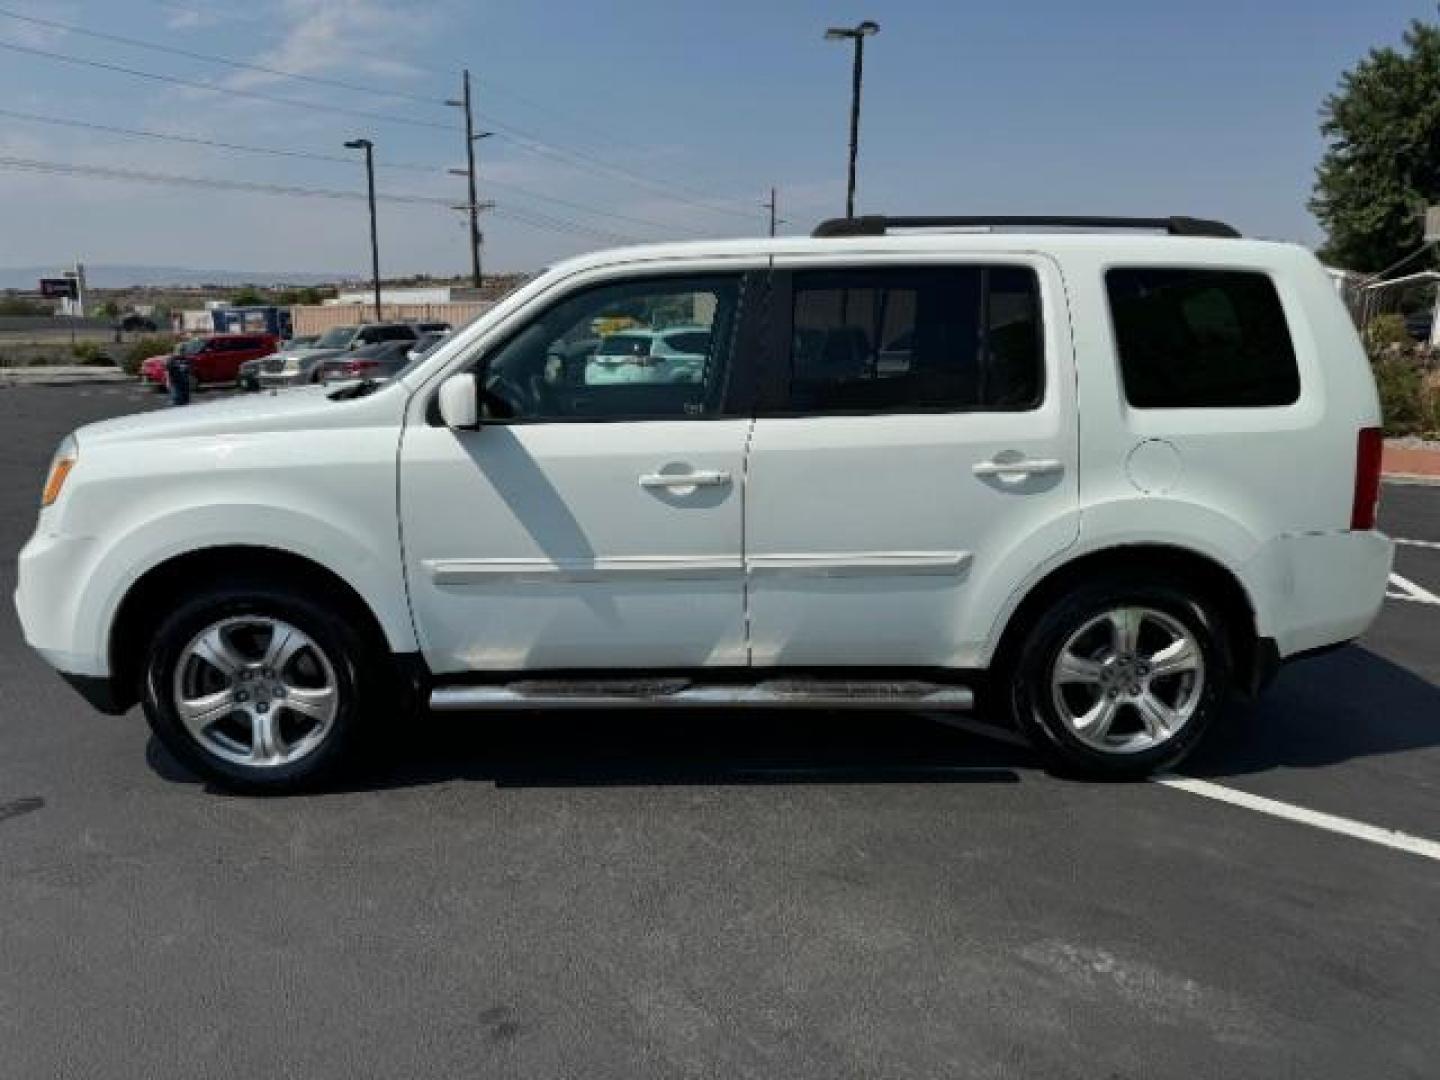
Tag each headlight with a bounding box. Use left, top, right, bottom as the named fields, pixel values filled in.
left=41, top=434, right=78, bottom=508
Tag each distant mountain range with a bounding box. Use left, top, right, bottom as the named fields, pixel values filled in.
left=0, top=264, right=347, bottom=289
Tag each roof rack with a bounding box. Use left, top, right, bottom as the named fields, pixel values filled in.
left=811, top=215, right=1241, bottom=239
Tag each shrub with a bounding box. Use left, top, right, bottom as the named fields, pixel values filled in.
left=1372, top=353, right=1440, bottom=437
left=1364, top=312, right=1411, bottom=352
left=118, top=335, right=180, bottom=376
left=70, top=341, right=111, bottom=365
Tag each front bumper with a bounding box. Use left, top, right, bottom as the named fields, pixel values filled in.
left=57, top=670, right=129, bottom=714
left=258, top=370, right=306, bottom=389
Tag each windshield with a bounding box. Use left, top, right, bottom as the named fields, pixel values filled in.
left=176, top=339, right=207, bottom=356
left=313, top=326, right=357, bottom=349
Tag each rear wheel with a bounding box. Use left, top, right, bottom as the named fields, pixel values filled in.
left=140, top=584, right=377, bottom=792
left=1005, top=578, right=1231, bottom=779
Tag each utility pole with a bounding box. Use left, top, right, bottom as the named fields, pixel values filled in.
left=824, top=20, right=879, bottom=218
left=763, top=187, right=779, bottom=237
left=344, top=138, right=382, bottom=322
left=447, top=70, right=491, bottom=289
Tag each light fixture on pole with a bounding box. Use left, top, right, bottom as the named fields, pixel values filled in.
left=823, top=19, right=879, bottom=219
left=343, top=137, right=381, bottom=322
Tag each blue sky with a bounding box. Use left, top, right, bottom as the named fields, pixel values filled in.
left=0, top=0, right=1434, bottom=278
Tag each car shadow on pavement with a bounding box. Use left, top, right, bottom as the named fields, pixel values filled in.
left=144, top=645, right=1439, bottom=794
left=1182, top=644, right=1440, bottom=778
left=146, top=708, right=1026, bottom=793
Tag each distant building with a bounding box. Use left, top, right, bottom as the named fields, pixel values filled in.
left=328, top=286, right=484, bottom=306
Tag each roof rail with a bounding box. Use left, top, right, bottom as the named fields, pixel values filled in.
left=811, top=215, right=1241, bottom=239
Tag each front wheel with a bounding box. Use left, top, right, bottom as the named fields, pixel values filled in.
left=140, top=585, right=376, bottom=792
left=1005, top=578, right=1231, bottom=780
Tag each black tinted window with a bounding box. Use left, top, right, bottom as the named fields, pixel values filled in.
left=787, top=266, right=1043, bottom=413
left=368, top=325, right=417, bottom=342
left=1106, top=268, right=1299, bottom=408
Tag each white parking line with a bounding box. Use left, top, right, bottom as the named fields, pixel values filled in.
left=1387, top=572, right=1440, bottom=605
left=1394, top=536, right=1440, bottom=551
left=938, top=717, right=1440, bottom=861
left=1156, top=775, right=1440, bottom=862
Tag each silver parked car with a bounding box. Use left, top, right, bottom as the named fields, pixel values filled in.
left=259, top=323, right=418, bottom=389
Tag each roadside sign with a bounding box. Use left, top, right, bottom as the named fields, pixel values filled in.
left=38, top=277, right=78, bottom=299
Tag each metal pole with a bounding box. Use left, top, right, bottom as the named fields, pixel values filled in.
left=364, top=143, right=381, bottom=322
left=767, top=186, right=777, bottom=237
left=462, top=70, right=483, bottom=288
left=846, top=36, right=863, bottom=218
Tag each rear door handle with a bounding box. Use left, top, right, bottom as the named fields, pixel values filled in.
left=972, top=457, right=1065, bottom=478
left=639, top=469, right=732, bottom=489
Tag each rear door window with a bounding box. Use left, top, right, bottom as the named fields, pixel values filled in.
left=782, top=265, right=1044, bottom=413
left=1106, top=268, right=1300, bottom=408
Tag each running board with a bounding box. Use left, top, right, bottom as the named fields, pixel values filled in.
left=429, top=679, right=974, bottom=712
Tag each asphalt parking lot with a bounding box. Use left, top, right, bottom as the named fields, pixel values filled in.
left=1, top=384, right=1438, bottom=1079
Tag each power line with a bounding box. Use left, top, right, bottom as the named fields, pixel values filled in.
left=481, top=176, right=713, bottom=238
left=0, top=154, right=650, bottom=245
left=0, top=39, right=456, bottom=131
left=2, top=37, right=760, bottom=224
left=0, top=6, right=448, bottom=106
left=0, top=106, right=441, bottom=172
left=0, top=153, right=454, bottom=204
left=0, top=104, right=709, bottom=237
left=133, top=0, right=754, bottom=203
left=481, top=125, right=759, bottom=222
left=491, top=206, right=643, bottom=247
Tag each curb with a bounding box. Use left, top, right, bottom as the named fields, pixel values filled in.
left=1382, top=472, right=1440, bottom=487
left=0, top=371, right=131, bottom=387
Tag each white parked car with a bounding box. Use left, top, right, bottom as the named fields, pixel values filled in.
left=582, top=326, right=710, bottom=385
left=16, top=215, right=1393, bottom=792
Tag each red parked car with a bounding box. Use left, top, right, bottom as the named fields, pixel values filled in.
left=139, top=333, right=280, bottom=390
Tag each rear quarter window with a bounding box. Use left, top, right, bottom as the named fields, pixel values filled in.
left=1106, top=267, right=1300, bottom=408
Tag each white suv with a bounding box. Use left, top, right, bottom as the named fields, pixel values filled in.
left=15, top=215, right=1393, bottom=792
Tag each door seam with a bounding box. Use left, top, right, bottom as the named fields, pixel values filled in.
left=742, top=416, right=756, bottom=666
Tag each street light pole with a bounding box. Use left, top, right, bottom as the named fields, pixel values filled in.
left=344, top=138, right=381, bottom=322
left=824, top=20, right=879, bottom=219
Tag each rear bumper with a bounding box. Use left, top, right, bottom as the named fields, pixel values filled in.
left=1246, top=529, right=1394, bottom=659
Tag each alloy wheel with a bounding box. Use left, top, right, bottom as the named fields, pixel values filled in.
left=171, top=616, right=339, bottom=768
left=1048, top=605, right=1205, bottom=754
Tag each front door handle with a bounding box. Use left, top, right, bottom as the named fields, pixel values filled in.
left=972, top=457, right=1065, bottom=478
left=639, top=469, right=732, bottom=489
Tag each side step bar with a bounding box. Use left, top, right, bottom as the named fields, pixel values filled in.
left=429, top=679, right=974, bottom=712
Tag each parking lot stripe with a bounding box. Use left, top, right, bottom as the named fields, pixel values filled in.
left=1386, top=572, right=1440, bottom=605
left=1156, top=775, right=1440, bottom=862
left=1394, top=536, right=1440, bottom=550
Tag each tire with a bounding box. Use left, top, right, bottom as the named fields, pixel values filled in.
left=140, top=582, right=379, bottom=793
left=1004, top=576, right=1232, bottom=780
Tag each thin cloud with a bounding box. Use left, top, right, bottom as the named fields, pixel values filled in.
left=219, top=0, right=436, bottom=92
left=2, top=0, right=80, bottom=45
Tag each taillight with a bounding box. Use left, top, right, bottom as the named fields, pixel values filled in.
left=345, top=359, right=380, bottom=375
left=1351, top=426, right=1383, bottom=530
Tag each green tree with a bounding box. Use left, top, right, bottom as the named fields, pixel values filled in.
left=0, top=296, right=50, bottom=316
left=228, top=288, right=266, bottom=307
left=1311, top=16, right=1440, bottom=271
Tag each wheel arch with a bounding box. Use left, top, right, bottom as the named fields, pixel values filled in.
left=987, top=542, right=1265, bottom=695
left=108, top=545, right=401, bottom=711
